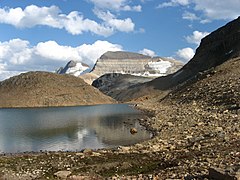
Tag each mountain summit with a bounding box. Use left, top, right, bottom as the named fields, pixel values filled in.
left=91, top=51, right=183, bottom=77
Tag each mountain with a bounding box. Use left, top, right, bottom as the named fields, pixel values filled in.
left=90, top=51, right=183, bottom=94
left=111, top=16, right=240, bottom=102
left=0, top=71, right=115, bottom=108
left=56, top=60, right=90, bottom=76
left=91, top=51, right=183, bottom=77
left=56, top=52, right=183, bottom=85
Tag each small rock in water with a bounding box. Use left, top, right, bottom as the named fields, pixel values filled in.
left=130, top=128, right=138, bottom=134
left=83, top=148, right=93, bottom=155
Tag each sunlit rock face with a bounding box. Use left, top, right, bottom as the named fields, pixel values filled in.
left=91, top=51, right=183, bottom=77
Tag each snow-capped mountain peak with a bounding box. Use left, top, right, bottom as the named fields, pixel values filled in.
left=56, top=60, right=90, bottom=76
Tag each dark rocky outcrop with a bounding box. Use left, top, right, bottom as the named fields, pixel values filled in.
left=92, top=73, right=153, bottom=99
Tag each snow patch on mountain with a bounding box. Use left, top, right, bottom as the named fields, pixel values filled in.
left=147, top=60, right=172, bottom=74
left=57, top=60, right=90, bottom=76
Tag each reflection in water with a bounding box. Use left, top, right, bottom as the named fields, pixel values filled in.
left=0, top=104, right=151, bottom=153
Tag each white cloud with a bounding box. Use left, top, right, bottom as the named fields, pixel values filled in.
left=176, top=47, right=195, bottom=62
left=61, top=11, right=113, bottom=36
left=175, top=31, right=208, bottom=63
left=35, top=41, right=80, bottom=61
left=157, top=0, right=190, bottom=8
left=182, top=11, right=199, bottom=21
left=0, top=39, right=122, bottom=81
left=93, top=9, right=134, bottom=32
left=194, top=0, right=240, bottom=21
left=88, top=0, right=142, bottom=12
left=139, top=48, right=156, bottom=57
left=0, top=39, right=33, bottom=65
left=158, top=0, right=240, bottom=21
left=0, top=5, right=62, bottom=28
left=185, top=31, right=209, bottom=45
left=0, top=5, right=135, bottom=37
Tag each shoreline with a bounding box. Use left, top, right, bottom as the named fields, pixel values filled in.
left=0, top=102, right=118, bottom=109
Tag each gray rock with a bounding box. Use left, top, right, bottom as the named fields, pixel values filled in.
left=54, top=170, right=71, bottom=179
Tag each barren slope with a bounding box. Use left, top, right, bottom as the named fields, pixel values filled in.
left=0, top=71, right=115, bottom=108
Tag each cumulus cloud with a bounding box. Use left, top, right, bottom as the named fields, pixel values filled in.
left=139, top=48, right=156, bottom=57
left=0, top=39, right=122, bottom=81
left=175, top=31, right=208, bottom=62
left=0, top=5, right=135, bottom=37
left=88, top=0, right=142, bottom=12
left=176, top=47, right=195, bottom=62
left=185, top=31, right=209, bottom=45
left=93, top=9, right=135, bottom=32
left=0, top=39, right=33, bottom=65
left=35, top=41, right=80, bottom=61
left=158, top=0, right=240, bottom=21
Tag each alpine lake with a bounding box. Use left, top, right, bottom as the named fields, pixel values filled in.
left=0, top=104, right=151, bottom=153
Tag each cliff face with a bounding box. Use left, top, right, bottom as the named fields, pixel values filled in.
left=91, top=51, right=183, bottom=77
left=166, top=16, right=240, bottom=86
left=0, top=71, right=115, bottom=108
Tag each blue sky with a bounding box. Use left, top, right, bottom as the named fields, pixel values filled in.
left=0, top=0, right=239, bottom=80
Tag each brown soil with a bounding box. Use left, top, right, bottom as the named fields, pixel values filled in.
left=0, top=71, right=115, bottom=108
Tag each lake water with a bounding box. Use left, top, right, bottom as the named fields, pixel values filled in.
left=0, top=104, right=151, bottom=153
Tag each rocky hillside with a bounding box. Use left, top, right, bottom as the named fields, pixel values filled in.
left=0, top=71, right=115, bottom=108
left=91, top=51, right=183, bottom=77
left=164, top=57, right=240, bottom=112
left=112, top=16, right=240, bottom=102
